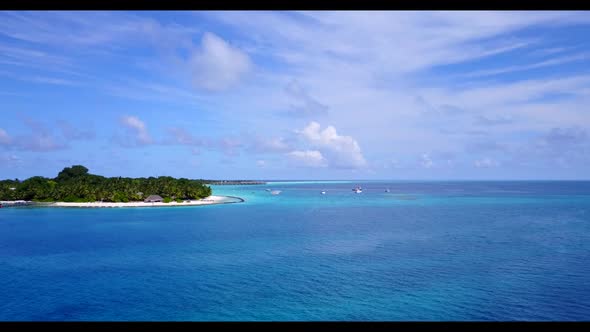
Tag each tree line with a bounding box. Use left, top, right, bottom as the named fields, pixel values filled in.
left=0, top=165, right=212, bottom=203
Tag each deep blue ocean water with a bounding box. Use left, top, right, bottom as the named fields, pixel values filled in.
left=1, top=181, right=590, bottom=321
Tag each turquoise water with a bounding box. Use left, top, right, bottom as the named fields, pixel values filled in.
left=1, top=181, right=590, bottom=321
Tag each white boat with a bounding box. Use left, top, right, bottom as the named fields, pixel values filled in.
left=270, top=190, right=282, bottom=195
left=321, top=191, right=326, bottom=195
left=352, top=186, right=362, bottom=193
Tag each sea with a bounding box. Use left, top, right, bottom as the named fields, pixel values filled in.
left=1, top=180, right=589, bottom=321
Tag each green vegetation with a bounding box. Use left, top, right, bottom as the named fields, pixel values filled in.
left=0, top=165, right=212, bottom=203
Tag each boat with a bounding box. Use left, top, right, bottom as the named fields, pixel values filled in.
left=352, top=186, right=362, bottom=193
left=321, top=191, right=326, bottom=195
left=270, top=190, right=282, bottom=195
left=265, top=189, right=271, bottom=192
left=385, top=188, right=390, bottom=192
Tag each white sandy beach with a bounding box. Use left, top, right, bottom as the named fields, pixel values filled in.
left=2, top=195, right=243, bottom=208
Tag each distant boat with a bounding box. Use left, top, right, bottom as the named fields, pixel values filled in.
left=265, top=189, right=271, bottom=192
left=352, top=186, right=362, bottom=193
left=385, top=188, right=390, bottom=192
left=270, top=190, right=282, bottom=195
left=321, top=191, right=326, bottom=195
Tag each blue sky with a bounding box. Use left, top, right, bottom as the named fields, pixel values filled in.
left=1, top=11, right=590, bottom=180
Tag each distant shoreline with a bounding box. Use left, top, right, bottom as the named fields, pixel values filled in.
left=1, top=195, right=244, bottom=208
left=207, top=181, right=266, bottom=185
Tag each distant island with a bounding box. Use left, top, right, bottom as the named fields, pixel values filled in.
left=0, top=165, right=246, bottom=208
left=205, top=180, right=266, bottom=185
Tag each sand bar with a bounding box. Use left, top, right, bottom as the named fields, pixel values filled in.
left=2, top=196, right=243, bottom=208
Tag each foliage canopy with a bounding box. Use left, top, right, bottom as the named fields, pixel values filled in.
left=0, top=165, right=212, bottom=202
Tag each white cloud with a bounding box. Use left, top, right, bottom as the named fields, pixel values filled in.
left=460, top=52, right=590, bottom=78
left=2, top=120, right=69, bottom=152
left=249, top=136, right=291, bottom=153
left=456, top=75, right=590, bottom=109
left=120, top=115, right=152, bottom=145
left=194, top=11, right=590, bottom=167
left=216, top=138, right=242, bottom=156
left=287, top=150, right=327, bottom=168
left=4, top=12, right=590, bottom=178
left=474, top=157, right=500, bottom=168
left=0, top=128, right=11, bottom=145
left=298, top=121, right=367, bottom=169
left=20, top=136, right=66, bottom=152
left=385, top=159, right=404, bottom=169
left=1, top=154, right=20, bottom=162
left=105, top=79, right=207, bottom=106
left=0, top=69, right=79, bottom=86
left=475, top=114, right=514, bottom=126
left=421, top=153, right=434, bottom=168
left=207, top=11, right=590, bottom=79
left=190, top=32, right=251, bottom=91
left=284, top=79, right=328, bottom=117
left=164, top=127, right=201, bottom=146
left=0, top=154, right=22, bottom=168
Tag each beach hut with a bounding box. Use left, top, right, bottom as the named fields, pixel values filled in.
left=144, top=195, right=163, bottom=203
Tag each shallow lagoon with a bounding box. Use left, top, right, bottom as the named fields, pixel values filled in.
left=1, top=181, right=589, bottom=320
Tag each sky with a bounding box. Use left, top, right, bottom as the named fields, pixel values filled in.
left=1, top=11, right=590, bottom=180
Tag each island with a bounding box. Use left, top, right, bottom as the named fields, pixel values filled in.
left=203, top=180, right=266, bottom=185
left=0, top=165, right=244, bottom=208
